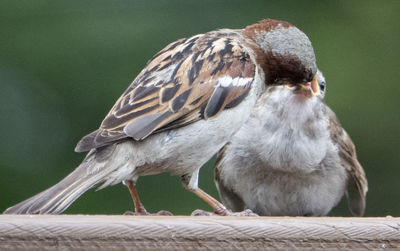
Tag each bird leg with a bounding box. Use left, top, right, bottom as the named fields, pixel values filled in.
left=191, top=188, right=230, bottom=215
left=190, top=188, right=258, bottom=216
left=181, top=171, right=228, bottom=215
left=181, top=170, right=253, bottom=216
left=182, top=171, right=255, bottom=216
left=125, top=180, right=148, bottom=214
left=124, top=180, right=173, bottom=216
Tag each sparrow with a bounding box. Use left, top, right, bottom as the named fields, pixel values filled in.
left=4, top=19, right=318, bottom=215
left=214, top=70, right=368, bottom=216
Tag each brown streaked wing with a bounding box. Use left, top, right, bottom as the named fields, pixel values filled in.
left=75, top=32, right=256, bottom=152
left=327, top=107, right=368, bottom=216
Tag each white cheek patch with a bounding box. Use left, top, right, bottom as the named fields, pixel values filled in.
left=285, top=84, right=296, bottom=90
left=218, top=76, right=253, bottom=87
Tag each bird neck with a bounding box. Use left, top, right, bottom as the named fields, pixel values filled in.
left=253, top=86, right=330, bottom=172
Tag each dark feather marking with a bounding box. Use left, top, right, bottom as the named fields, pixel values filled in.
left=156, top=110, right=201, bottom=133
left=162, top=55, right=172, bottom=62
left=241, top=60, right=247, bottom=71
left=199, top=47, right=208, bottom=58
left=181, top=41, right=195, bottom=55
left=207, top=52, right=216, bottom=62
left=155, top=81, right=164, bottom=87
left=339, top=151, right=355, bottom=167
left=225, top=86, right=251, bottom=109
left=75, top=130, right=98, bottom=152
left=133, top=85, right=160, bottom=102
left=218, top=38, right=233, bottom=57
left=75, top=130, right=126, bottom=152
left=121, top=96, right=130, bottom=107
left=169, top=60, right=185, bottom=81
left=199, top=103, right=207, bottom=119
left=206, top=37, right=219, bottom=47
left=132, top=86, right=147, bottom=98
left=188, top=58, right=204, bottom=85
left=129, top=96, right=158, bottom=110
left=118, top=103, right=160, bottom=122
left=226, top=60, right=233, bottom=69
left=171, top=89, right=191, bottom=112
left=204, top=86, right=230, bottom=119
left=148, top=64, right=160, bottom=74
left=171, top=51, right=184, bottom=62
left=187, top=35, right=200, bottom=44
left=116, top=96, right=158, bottom=116
left=216, top=32, right=229, bottom=37
left=149, top=38, right=188, bottom=61
left=158, top=60, right=173, bottom=71
left=240, top=51, right=249, bottom=61
left=161, top=84, right=181, bottom=103
left=103, top=104, right=159, bottom=129
left=124, top=111, right=174, bottom=140
left=168, top=38, right=188, bottom=50
left=132, top=73, right=147, bottom=86
left=120, top=86, right=135, bottom=102
left=211, top=61, right=226, bottom=75
left=140, top=75, right=156, bottom=86
left=190, top=96, right=203, bottom=106
left=191, top=51, right=201, bottom=63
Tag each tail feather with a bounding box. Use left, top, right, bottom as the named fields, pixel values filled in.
left=4, top=146, right=119, bottom=214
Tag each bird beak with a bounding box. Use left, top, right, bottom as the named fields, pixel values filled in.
left=285, top=75, right=320, bottom=97
left=309, top=75, right=320, bottom=96
left=298, top=75, right=320, bottom=96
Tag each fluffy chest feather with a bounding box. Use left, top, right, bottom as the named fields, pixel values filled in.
left=236, top=86, right=331, bottom=173
left=217, top=86, right=347, bottom=215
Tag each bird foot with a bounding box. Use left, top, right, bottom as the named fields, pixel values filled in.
left=123, top=210, right=173, bottom=216
left=191, top=208, right=258, bottom=217
left=190, top=209, right=215, bottom=216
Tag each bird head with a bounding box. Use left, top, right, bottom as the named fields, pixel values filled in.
left=244, top=19, right=317, bottom=86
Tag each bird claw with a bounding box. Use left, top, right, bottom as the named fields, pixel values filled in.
left=191, top=209, right=216, bottom=216
left=191, top=208, right=258, bottom=217
left=156, top=210, right=174, bottom=216
left=230, top=209, right=259, bottom=217
left=123, top=210, right=173, bottom=216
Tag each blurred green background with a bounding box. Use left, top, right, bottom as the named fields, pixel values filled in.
left=0, top=0, right=399, bottom=216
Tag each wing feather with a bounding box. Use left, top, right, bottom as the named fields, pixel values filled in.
left=327, top=107, right=368, bottom=216
left=214, top=143, right=245, bottom=212
left=75, top=30, right=256, bottom=152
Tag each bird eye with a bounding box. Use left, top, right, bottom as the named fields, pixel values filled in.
left=319, top=81, right=326, bottom=91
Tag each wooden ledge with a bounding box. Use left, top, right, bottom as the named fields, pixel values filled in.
left=0, top=215, right=399, bottom=250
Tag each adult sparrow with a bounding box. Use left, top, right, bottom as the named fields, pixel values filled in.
left=4, top=19, right=318, bottom=215
left=214, top=70, right=368, bottom=216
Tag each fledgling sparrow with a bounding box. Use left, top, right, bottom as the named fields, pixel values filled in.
left=214, top=71, right=368, bottom=216
left=4, top=19, right=318, bottom=215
